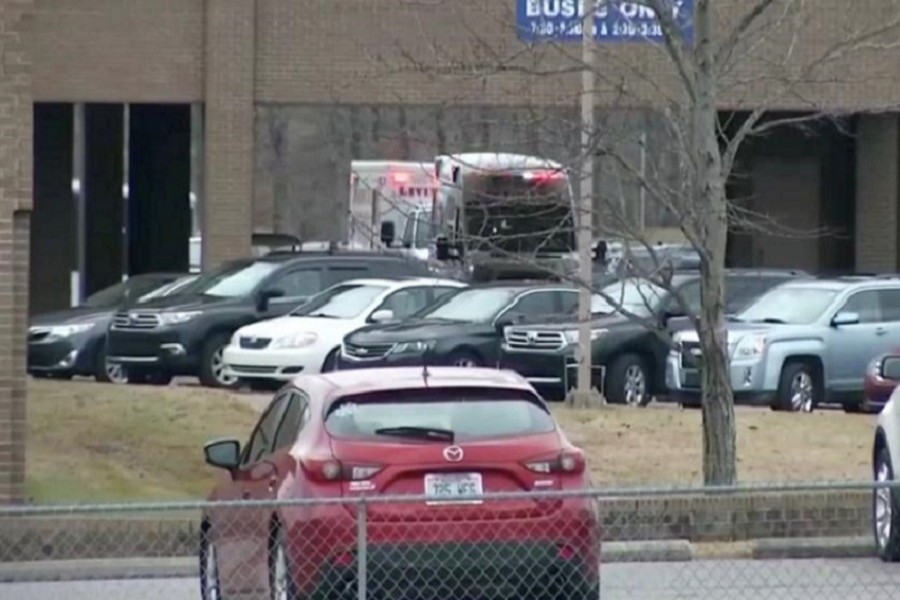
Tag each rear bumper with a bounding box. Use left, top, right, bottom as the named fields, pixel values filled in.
left=280, top=501, right=600, bottom=599
left=304, top=540, right=600, bottom=600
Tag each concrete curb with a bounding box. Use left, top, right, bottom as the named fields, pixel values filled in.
left=751, top=535, right=875, bottom=560
left=0, top=537, right=879, bottom=582
left=0, top=557, right=198, bottom=582
left=602, top=540, right=693, bottom=563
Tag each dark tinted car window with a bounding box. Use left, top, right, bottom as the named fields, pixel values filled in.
left=326, top=389, right=555, bottom=442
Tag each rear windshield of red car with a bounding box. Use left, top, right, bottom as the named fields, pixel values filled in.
left=324, top=388, right=556, bottom=442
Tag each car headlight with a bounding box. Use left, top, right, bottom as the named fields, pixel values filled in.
left=43, top=323, right=96, bottom=338
left=159, top=311, right=201, bottom=326
left=271, top=332, right=318, bottom=349
left=563, top=328, right=607, bottom=344
left=733, top=333, right=767, bottom=359
left=390, top=340, right=435, bottom=355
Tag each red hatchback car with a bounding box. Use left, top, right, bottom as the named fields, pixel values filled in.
left=199, top=367, right=601, bottom=600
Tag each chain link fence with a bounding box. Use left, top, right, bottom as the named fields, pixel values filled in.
left=0, top=481, right=898, bottom=599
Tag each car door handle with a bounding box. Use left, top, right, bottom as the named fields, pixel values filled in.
left=241, top=491, right=252, bottom=499
left=876, top=327, right=888, bottom=336
left=268, top=478, right=278, bottom=493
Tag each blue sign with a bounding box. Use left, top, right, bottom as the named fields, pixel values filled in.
left=516, top=0, right=694, bottom=44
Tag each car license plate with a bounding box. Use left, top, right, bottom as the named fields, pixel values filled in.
left=424, top=473, right=483, bottom=504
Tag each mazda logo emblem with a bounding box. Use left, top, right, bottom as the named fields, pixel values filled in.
left=442, top=446, right=464, bottom=462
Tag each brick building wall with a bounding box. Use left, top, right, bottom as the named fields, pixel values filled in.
left=0, top=0, right=33, bottom=505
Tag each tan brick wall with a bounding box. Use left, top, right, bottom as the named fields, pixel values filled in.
left=255, top=0, right=900, bottom=109
left=855, top=115, right=900, bottom=271
left=0, top=0, right=32, bottom=505
left=201, top=0, right=254, bottom=267
left=32, top=0, right=203, bottom=102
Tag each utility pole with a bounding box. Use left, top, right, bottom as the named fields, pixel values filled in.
left=574, top=1, right=597, bottom=401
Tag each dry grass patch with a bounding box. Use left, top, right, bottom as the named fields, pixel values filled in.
left=555, top=404, right=875, bottom=485
left=27, top=379, right=258, bottom=504
left=25, top=380, right=877, bottom=503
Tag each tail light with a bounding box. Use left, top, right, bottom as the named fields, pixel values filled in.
left=301, top=457, right=383, bottom=482
left=524, top=450, right=586, bottom=475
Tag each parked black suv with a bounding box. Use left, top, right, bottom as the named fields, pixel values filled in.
left=498, top=269, right=809, bottom=404
left=337, top=282, right=582, bottom=370
left=28, top=272, right=193, bottom=383
left=106, top=251, right=436, bottom=387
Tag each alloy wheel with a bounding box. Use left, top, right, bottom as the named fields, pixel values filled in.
left=790, top=372, right=814, bottom=412
left=623, top=365, right=647, bottom=406
left=204, top=541, right=221, bottom=600
left=875, top=461, right=893, bottom=551
left=105, top=360, right=128, bottom=384
left=211, top=346, right=238, bottom=387
left=273, top=542, right=290, bottom=600
left=453, top=357, right=478, bottom=368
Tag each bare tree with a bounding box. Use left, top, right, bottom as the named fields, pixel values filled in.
left=357, top=0, right=900, bottom=485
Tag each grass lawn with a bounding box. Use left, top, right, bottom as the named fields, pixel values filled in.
left=26, top=379, right=877, bottom=503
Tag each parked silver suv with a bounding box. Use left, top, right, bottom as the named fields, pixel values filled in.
left=665, top=276, right=900, bottom=412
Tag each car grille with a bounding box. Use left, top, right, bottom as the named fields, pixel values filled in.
left=505, top=329, right=566, bottom=351
left=112, top=311, right=161, bottom=330
left=239, top=336, right=271, bottom=350
left=27, top=328, right=51, bottom=342
left=681, top=341, right=703, bottom=368
left=343, top=341, right=395, bottom=360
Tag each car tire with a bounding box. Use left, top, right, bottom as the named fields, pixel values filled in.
left=200, top=333, right=240, bottom=389
left=448, top=350, right=482, bottom=368
left=126, top=368, right=172, bottom=386
left=605, top=354, right=651, bottom=407
left=199, top=523, right=226, bottom=600
left=269, top=524, right=299, bottom=600
left=843, top=401, right=864, bottom=414
left=774, top=361, right=818, bottom=412
left=320, top=347, right=340, bottom=373
left=874, top=447, right=900, bottom=562
left=93, top=341, right=128, bottom=384
left=242, top=378, right=281, bottom=393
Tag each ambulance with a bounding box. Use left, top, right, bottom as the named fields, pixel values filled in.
left=347, top=160, right=438, bottom=260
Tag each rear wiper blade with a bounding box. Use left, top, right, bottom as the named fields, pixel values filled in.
left=373, top=426, right=455, bottom=442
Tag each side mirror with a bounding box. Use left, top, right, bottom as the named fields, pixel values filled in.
left=257, top=288, right=285, bottom=312
left=882, top=356, right=900, bottom=380
left=831, top=311, right=860, bottom=327
left=204, top=439, right=241, bottom=471
left=369, top=308, right=394, bottom=323
left=435, top=236, right=451, bottom=261
left=380, top=221, right=396, bottom=247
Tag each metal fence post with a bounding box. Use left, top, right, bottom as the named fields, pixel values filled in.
left=356, top=499, right=368, bottom=600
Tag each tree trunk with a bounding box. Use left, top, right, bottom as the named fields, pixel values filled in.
left=694, top=0, right=737, bottom=486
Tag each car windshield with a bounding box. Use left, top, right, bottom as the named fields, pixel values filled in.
left=82, top=277, right=174, bottom=309
left=421, top=287, right=519, bottom=322
left=736, top=286, right=838, bottom=325
left=291, top=284, right=388, bottom=319
left=592, top=279, right=667, bottom=316
left=135, top=275, right=199, bottom=303
left=187, top=260, right=281, bottom=298
left=325, top=390, right=555, bottom=442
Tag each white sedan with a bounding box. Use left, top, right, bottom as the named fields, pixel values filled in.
left=222, top=277, right=465, bottom=385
